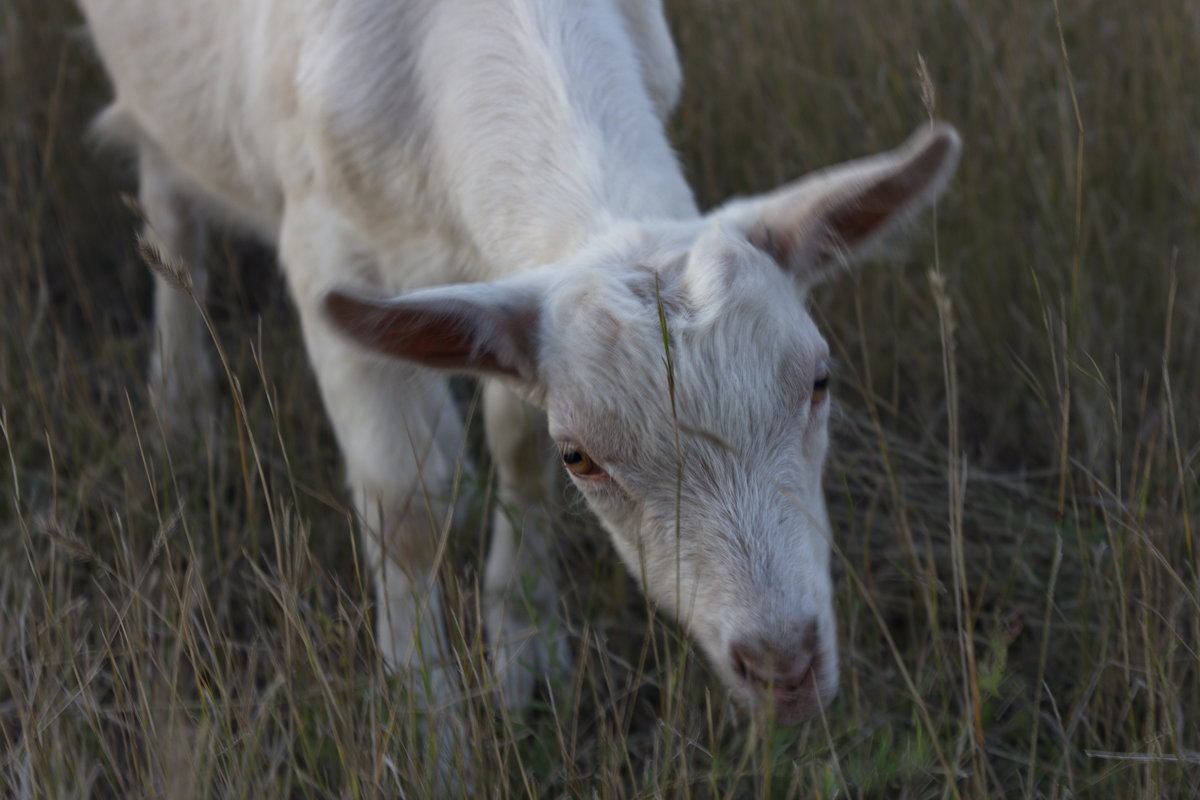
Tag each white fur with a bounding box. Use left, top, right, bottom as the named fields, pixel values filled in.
left=80, top=0, right=960, bottom=721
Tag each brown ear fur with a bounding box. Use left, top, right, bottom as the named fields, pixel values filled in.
left=323, top=289, right=539, bottom=379
left=740, top=123, right=961, bottom=280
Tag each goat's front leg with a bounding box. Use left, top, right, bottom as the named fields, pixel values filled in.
left=282, top=211, right=468, bottom=712
left=306, top=317, right=466, bottom=695
left=138, top=148, right=215, bottom=438
left=482, top=381, right=571, bottom=708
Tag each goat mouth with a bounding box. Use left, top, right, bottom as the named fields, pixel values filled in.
left=771, top=682, right=830, bottom=723
left=733, top=666, right=837, bottom=724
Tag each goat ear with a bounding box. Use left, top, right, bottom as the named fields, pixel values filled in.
left=323, top=280, right=542, bottom=382
left=720, top=123, right=961, bottom=284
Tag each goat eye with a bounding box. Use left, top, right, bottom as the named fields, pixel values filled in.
left=562, top=448, right=603, bottom=477
left=812, top=366, right=831, bottom=405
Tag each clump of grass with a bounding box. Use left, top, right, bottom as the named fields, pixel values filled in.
left=3, top=0, right=1198, bottom=796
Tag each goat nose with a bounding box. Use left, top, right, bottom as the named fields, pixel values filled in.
left=729, top=631, right=819, bottom=694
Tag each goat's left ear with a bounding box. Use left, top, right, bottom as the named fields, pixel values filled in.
left=719, top=123, right=961, bottom=284
left=323, top=278, right=543, bottom=384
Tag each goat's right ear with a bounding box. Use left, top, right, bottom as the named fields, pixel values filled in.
left=323, top=280, right=543, bottom=384
left=718, top=123, right=961, bottom=285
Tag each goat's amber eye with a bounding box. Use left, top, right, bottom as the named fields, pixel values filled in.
left=562, top=448, right=601, bottom=477
left=812, top=370, right=830, bottom=405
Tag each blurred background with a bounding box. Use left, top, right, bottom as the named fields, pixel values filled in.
left=2, top=0, right=1198, bottom=796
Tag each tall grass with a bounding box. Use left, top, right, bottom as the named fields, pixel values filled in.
left=3, top=0, right=1198, bottom=796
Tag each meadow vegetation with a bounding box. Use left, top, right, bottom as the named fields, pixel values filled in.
left=2, top=0, right=1198, bottom=796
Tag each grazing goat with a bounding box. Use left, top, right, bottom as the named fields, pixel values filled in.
left=80, top=0, right=960, bottom=722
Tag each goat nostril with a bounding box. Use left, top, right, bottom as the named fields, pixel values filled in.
left=731, top=641, right=773, bottom=686
left=778, top=665, right=816, bottom=695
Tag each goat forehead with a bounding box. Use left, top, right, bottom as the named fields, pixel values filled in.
left=606, top=271, right=824, bottom=384
left=549, top=238, right=823, bottom=349
left=544, top=270, right=826, bottom=455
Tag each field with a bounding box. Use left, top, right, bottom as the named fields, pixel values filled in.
left=2, top=0, right=1198, bottom=797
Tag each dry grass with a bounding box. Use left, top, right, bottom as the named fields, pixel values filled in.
left=3, top=0, right=1198, bottom=796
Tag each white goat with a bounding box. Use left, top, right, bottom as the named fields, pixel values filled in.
left=80, top=0, right=959, bottom=722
